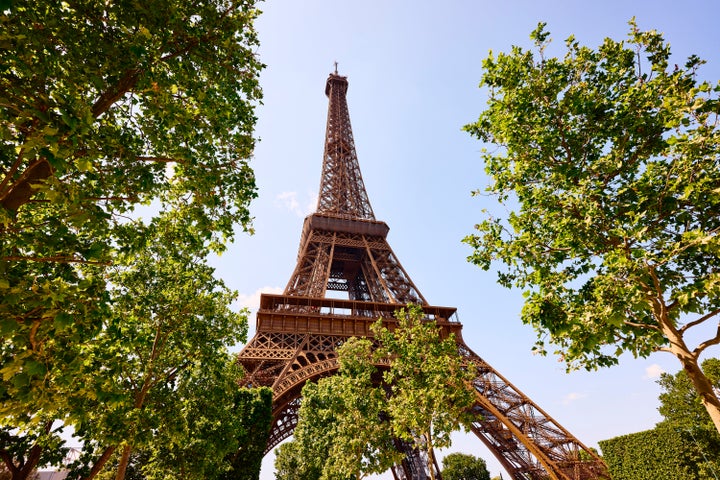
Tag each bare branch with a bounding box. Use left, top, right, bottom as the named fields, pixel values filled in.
left=693, top=321, right=720, bottom=357
left=680, top=308, right=720, bottom=335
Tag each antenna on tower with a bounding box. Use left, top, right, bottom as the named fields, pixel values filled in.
left=333, top=60, right=338, bottom=74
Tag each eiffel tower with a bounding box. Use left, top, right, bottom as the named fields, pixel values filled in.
left=237, top=69, right=610, bottom=480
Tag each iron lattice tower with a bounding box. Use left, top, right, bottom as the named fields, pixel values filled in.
left=237, top=71, right=610, bottom=480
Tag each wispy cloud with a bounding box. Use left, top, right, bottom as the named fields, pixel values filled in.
left=237, top=286, right=285, bottom=313
left=562, top=392, right=588, bottom=405
left=643, top=363, right=665, bottom=379
left=276, top=191, right=316, bottom=217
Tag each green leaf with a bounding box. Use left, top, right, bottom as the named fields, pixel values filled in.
left=12, top=373, right=30, bottom=388
left=76, top=158, right=93, bottom=172
left=54, top=312, right=74, bottom=330
left=0, top=318, right=15, bottom=336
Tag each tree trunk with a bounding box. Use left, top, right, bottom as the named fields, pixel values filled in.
left=661, top=320, right=720, bottom=433
left=112, top=363, right=154, bottom=480
left=114, top=444, right=133, bottom=480
left=677, top=352, right=720, bottom=432
left=82, top=446, right=116, bottom=480
left=426, top=432, right=436, bottom=480
left=4, top=421, right=53, bottom=480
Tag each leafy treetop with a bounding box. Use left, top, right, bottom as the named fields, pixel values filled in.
left=464, top=19, right=720, bottom=431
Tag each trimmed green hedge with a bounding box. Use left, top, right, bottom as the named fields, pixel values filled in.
left=599, top=423, right=719, bottom=480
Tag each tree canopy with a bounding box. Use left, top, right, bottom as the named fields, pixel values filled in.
left=68, top=212, right=249, bottom=479
left=464, top=20, right=720, bottom=431
left=1, top=1, right=264, bottom=478
left=655, top=358, right=720, bottom=477
left=279, top=306, right=476, bottom=480
left=1, top=0, right=262, bottom=413
left=277, top=338, right=399, bottom=480
left=441, top=452, right=491, bottom=480
left=374, top=306, right=476, bottom=480
left=2, top=208, right=260, bottom=480
left=273, top=440, right=323, bottom=480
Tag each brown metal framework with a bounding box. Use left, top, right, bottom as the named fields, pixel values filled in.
left=237, top=71, right=610, bottom=480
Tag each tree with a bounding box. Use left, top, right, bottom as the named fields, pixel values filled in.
left=373, top=306, right=477, bottom=480
left=656, top=358, right=720, bottom=477
left=284, top=307, right=475, bottom=480
left=287, top=338, right=399, bottom=480
left=1, top=0, right=262, bottom=441
left=65, top=212, right=249, bottom=480
left=70, top=386, right=272, bottom=480
left=0, top=424, right=67, bottom=480
left=273, top=440, right=322, bottom=480
left=599, top=359, right=720, bottom=479
left=2, top=3, right=263, bottom=478
left=464, top=20, right=720, bottom=431
left=441, top=452, right=490, bottom=480
left=222, top=386, right=274, bottom=480
left=1, top=0, right=261, bottom=225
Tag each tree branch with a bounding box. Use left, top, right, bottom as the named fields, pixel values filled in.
left=623, top=320, right=663, bottom=332
left=81, top=445, right=116, bottom=480
left=91, top=68, right=143, bottom=119
left=1, top=255, right=111, bottom=266
left=0, top=448, right=20, bottom=477
left=0, top=158, right=52, bottom=211
left=136, top=156, right=185, bottom=164
left=693, top=320, right=720, bottom=358
left=680, top=308, right=720, bottom=335
left=0, top=147, right=26, bottom=197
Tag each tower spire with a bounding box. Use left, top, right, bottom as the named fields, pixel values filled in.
left=316, top=70, right=375, bottom=220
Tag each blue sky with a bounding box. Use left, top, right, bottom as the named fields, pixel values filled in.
left=209, top=1, right=720, bottom=477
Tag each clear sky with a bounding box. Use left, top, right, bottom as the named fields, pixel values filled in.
left=209, top=1, right=720, bottom=478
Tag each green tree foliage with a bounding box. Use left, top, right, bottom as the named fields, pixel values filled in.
left=223, top=387, right=274, bottom=480
left=1, top=0, right=262, bottom=439
left=80, top=450, right=150, bottom=480
left=66, top=212, right=249, bottom=480
left=0, top=423, right=67, bottom=480
left=280, top=306, right=475, bottom=480
left=441, top=452, right=490, bottom=480
left=73, top=386, right=272, bottom=480
left=0, top=0, right=261, bottom=230
left=71, top=387, right=272, bottom=480
left=2, top=208, right=259, bottom=480
left=273, top=440, right=322, bottom=480
left=1, top=2, right=263, bottom=479
left=464, top=20, right=720, bottom=431
left=284, top=338, right=400, bottom=480
left=373, top=306, right=477, bottom=480
left=658, top=358, right=720, bottom=429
